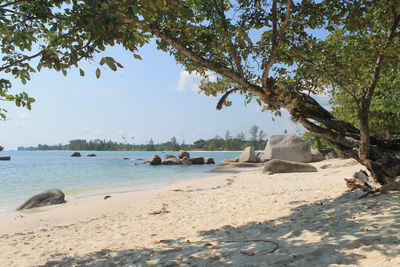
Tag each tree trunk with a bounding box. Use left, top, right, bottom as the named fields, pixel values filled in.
left=265, top=83, right=400, bottom=186
left=385, top=126, right=393, bottom=139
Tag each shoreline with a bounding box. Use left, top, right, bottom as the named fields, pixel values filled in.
left=1, top=158, right=399, bottom=266
left=0, top=171, right=231, bottom=234
left=5, top=150, right=248, bottom=153
left=0, top=150, right=241, bottom=213
left=0, top=166, right=223, bottom=215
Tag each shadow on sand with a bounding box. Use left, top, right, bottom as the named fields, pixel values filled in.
left=40, top=191, right=400, bottom=266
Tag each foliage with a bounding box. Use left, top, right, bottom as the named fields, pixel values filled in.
left=329, top=63, right=400, bottom=138
left=2, top=0, right=400, bottom=183
left=0, top=145, right=4, bottom=151
left=2, top=1, right=398, bottom=121
left=294, top=12, right=400, bottom=139
left=302, top=131, right=330, bottom=150
left=0, top=0, right=332, bottom=118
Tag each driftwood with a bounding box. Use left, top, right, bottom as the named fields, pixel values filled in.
left=345, top=170, right=374, bottom=191
left=359, top=177, right=400, bottom=199
left=149, top=203, right=170, bottom=215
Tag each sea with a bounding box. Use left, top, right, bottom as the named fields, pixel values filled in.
left=0, top=151, right=240, bottom=213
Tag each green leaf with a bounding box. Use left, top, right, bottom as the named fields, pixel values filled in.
left=96, top=68, right=101, bottom=79
left=79, top=69, right=85, bottom=77
left=105, top=61, right=117, bottom=71
left=133, top=54, right=142, bottom=60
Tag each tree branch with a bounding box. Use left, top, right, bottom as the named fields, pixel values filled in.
left=212, top=0, right=244, bottom=77
left=132, top=19, right=265, bottom=99
left=364, top=12, right=400, bottom=110
left=0, top=51, right=42, bottom=72
left=297, top=115, right=358, bottom=150
left=358, top=12, right=400, bottom=160
left=261, top=0, right=292, bottom=89
left=271, top=0, right=278, bottom=47
left=216, top=88, right=239, bottom=110
left=0, top=0, right=63, bottom=20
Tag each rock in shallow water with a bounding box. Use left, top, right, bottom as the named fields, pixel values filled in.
left=178, top=150, right=190, bottom=159
left=189, top=156, right=205, bottom=164
left=147, top=155, right=162, bottom=165
left=17, top=189, right=66, bottom=210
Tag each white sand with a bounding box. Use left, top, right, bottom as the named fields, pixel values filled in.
left=1, top=158, right=399, bottom=266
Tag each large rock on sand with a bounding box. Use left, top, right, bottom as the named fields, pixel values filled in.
left=178, top=150, right=190, bottom=159
left=17, top=189, right=66, bottom=210
left=263, top=159, right=317, bottom=174
left=147, top=155, right=162, bottom=165
left=71, top=152, right=81, bottom=157
left=311, top=149, right=324, bottom=162
left=239, top=146, right=257, bottom=163
left=262, top=135, right=312, bottom=163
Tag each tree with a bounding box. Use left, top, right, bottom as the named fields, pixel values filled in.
left=249, top=125, right=259, bottom=148
left=236, top=132, right=245, bottom=141
left=329, top=63, right=400, bottom=139
left=145, top=139, right=155, bottom=151
left=1, top=1, right=400, bottom=186
left=170, top=136, right=180, bottom=151
left=249, top=125, right=258, bottom=141
left=258, top=130, right=267, bottom=142
left=193, top=139, right=206, bottom=150
left=224, top=130, right=232, bottom=150
left=0, top=145, right=3, bottom=151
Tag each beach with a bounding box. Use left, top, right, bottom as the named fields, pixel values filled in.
left=1, top=158, right=399, bottom=266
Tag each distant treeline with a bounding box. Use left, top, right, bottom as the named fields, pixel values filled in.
left=17, top=126, right=269, bottom=151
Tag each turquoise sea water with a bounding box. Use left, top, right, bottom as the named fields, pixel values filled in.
left=0, top=151, right=240, bottom=213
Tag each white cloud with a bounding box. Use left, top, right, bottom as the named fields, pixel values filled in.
left=116, top=130, right=125, bottom=134
left=80, top=126, right=90, bottom=132
left=175, top=71, right=216, bottom=92
left=17, top=113, right=32, bottom=119
left=80, top=126, right=102, bottom=135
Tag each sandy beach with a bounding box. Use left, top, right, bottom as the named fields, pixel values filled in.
left=1, top=158, right=399, bottom=266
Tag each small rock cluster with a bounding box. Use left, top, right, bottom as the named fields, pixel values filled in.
left=145, top=150, right=215, bottom=166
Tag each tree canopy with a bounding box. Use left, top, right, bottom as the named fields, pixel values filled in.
left=1, top=0, right=400, bottom=186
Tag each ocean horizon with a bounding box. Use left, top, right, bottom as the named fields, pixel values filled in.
left=0, top=150, right=240, bottom=213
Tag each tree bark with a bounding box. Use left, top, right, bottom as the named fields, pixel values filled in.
left=385, top=126, right=393, bottom=139
left=274, top=87, right=400, bottom=186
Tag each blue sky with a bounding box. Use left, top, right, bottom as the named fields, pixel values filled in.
left=0, top=40, right=327, bottom=150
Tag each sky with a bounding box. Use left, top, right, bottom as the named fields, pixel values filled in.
left=0, top=40, right=329, bottom=150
